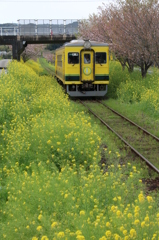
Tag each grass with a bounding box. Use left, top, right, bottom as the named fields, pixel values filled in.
left=0, top=59, right=159, bottom=239
left=38, top=58, right=55, bottom=75
left=105, top=61, right=159, bottom=137
left=103, top=99, right=159, bottom=136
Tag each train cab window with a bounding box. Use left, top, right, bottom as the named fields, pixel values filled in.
left=95, top=52, right=107, bottom=64
left=84, top=54, right=90, bottom=64
left=68, top=52, right=79, bottom=64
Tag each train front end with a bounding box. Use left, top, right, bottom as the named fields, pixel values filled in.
left=66, top=40, right=109, bottom=97
left=56, top=40, right=109, bottom=97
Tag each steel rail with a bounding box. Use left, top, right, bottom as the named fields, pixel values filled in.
left=79, top=100, right=159, bottom=174
left=97, top=100, right=159, bottom=142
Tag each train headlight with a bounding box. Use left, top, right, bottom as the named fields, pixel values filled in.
left=84, top=40, right=91, bottom=49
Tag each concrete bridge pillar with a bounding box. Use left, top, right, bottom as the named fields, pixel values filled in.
left=12, top=41, right=26, bottom=60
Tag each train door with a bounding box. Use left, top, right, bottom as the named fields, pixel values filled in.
left=81, top=51, right=94, bottom=82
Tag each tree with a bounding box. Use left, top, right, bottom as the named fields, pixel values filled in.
left=79, top=9, right=112, bottom=43
left=0, top=45, right=11, bottom=52
left=79, top=5, right=135, bottom=72
left=79, top=0, right=159, bottom=77
left=21, top=44, right=46, bottom=62
left=110, top=0, right=159, bottom=77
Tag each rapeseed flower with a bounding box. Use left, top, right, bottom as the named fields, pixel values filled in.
left=37, top=226, right=42, bottom=231
left=147, top=196, right=153, bottom=203
left=80, top=210, right=85, bottom=216
left=138, top=192, right=145, bottom=203
left=76, top=235, right=85, bottom=240
left=38, top=214, right=42, bottom=221
left=76, top=230, right=82, bottom=235
left=57, top=232, right=65, bottom=238
left=130, top=229, right=136, bottom=238
left=99, top=237, right=107, bottom=240
left=41, top=236, right=49, bottom=240
left=106, top=222, right=111, bottom=227
left=105, top=230, right=111, bottom=238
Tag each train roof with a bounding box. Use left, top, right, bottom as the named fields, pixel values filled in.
left=62, top=40, right=109, bottom=47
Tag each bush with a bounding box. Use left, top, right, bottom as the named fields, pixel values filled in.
left=107, top=61, right=128, bottom=99
left=116, top=66, right=159, bottom=115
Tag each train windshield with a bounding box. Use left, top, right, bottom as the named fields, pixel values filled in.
left=68, top=52, right=79, bottom=64
left=95, top=52, right=107, bottom=64
left=84, top=54, right=91, bottom=64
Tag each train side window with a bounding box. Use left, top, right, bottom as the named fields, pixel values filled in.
left=68, top=52, right=79, bottom=64
left=95, top=52, right=107, bottom=64
left=57, top=54, right=62, bottom=67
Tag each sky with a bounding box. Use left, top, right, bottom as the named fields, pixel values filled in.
left=0, top=0, right=113, bottom=24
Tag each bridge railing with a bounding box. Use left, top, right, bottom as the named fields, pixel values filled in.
left=0, top=27, right=18, bottom=36
left=18, top=19, right=80, bottom=36
left=0, top=19, right=82, bottom=36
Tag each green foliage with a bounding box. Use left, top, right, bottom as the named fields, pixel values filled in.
left=117, top=79, right=142, bottom=103
left=116, top=66, right=159, bottom=116
left=0, top=45, right=12, bottom=59
left=108, top=61, right=159, bottom=116
left=2, top=53, right=12, bottom=59
left=0, top=45, right=10, bottom=52
left=107, top=61, right=127, bottom=98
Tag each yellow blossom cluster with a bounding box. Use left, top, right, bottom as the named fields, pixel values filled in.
left=1, top=160, right=159, bottom=239
left=0, top=60, right=101, bottom=173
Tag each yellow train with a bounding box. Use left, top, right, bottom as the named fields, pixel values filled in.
left=55, top=40, right=109, bottom=97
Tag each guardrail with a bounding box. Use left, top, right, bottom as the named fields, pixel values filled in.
left=0, top=27, right=17, bottom=36
left=0, top=19, right=81, bottom=36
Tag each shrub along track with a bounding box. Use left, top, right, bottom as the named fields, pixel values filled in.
left=79, top=99, right=159, bottom=176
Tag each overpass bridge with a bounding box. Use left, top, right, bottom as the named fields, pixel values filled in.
left=0, top=19, right=82, bottom=60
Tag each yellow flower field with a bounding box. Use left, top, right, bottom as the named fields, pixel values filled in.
left=0, top=60, right=159, bottom=240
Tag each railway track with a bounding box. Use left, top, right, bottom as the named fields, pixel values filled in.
left=43, top=65, right=55, bottom=76
left=79, top=100, right=159, bottom=174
